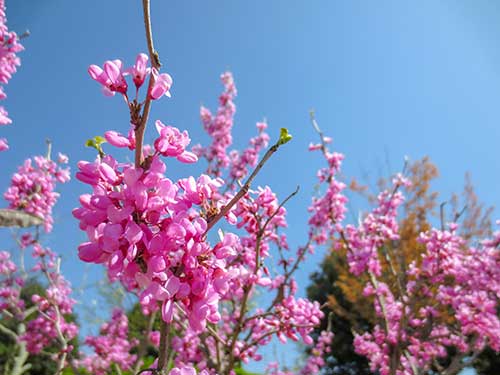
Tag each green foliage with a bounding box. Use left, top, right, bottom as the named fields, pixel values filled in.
left=474, top=330, right=500, bottom=374
left=127, top=303, right=160, bottom=359
left=85, top=135, right=107, bottom=157
left=20, top=279, right=46, bottom=310
left=307, top=254, right=372, bottom=375
left=277, top=128, right=292, bottom=146
left=0, top=325, right=16, bottom=375
left=234, top=367, right=262, bottom=375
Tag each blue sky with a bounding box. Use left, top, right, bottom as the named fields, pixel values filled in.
left=3, top=0, right=499, bottom=373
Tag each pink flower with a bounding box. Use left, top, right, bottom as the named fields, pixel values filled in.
left=196, top=71, right=237, bottom=177
left=149, top=68, right=173, bottom=99
left=169, top=367, right=202, bottom=375
left=129, top=53, right=149, bottom=89
left=57, top=152, right=68, bottom=163
left=154, top=120, right=198, bottom=163
left=104, top=128, right=136, bottom=150
left=88, top=59, right=128, bottom=96
left=0, top=137, right=8, bottom=151
left=0, top=106, right=10, bottom=125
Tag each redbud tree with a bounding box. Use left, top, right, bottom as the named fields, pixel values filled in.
left=1, top=1, right=499, bottom=375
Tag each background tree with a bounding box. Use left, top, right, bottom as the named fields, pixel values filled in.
left=307, top=157, right=497, bottom=374
left=0, top=279, right=80, bottom=375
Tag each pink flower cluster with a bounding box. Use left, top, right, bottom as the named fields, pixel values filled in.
left=21, top=274, right=78, bottom=354
left=0, top=148, right=77, bottom=367
left=170, top=328, right=207, bottom=368
left=74, top=121, right=236, bottom=332
left=417, top=227, right=500, bottom=348
left=79, top=308, right=138, bottom=375
left=299, top=331, right=334, bottom=375
left=351, top=215, right=500, bottom=374
left=144, top=364, right=210, bottom=375
left=4, top=153, right=70, bottom=232
left=0, top=0, right=23, bottom=150
left=311, top=138, right=500, bottom=374
left=154, top=120, right=198, bottom=163
left=89, top=53, right=172, bottom=100
left=307, top=138, right=347, bottom=245
left=344, top=187, right=406, bottom=277
left=272, top=296, right=323, bottom=345
left=193, top=72, right=237, bottom=176
left=19, top=240, right=78, bottom=356
left=0, top=250, right=23, bottom=314
left=168, top=367, right=210, bottom=375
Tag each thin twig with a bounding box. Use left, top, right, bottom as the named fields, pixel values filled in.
left=453, top=205, right=467, bottom=223
left=439, top=202, right=446, bottom=231
left=259, top=185, right=300, bottom=238
left=142, top=0, right=160, bottom=70
left=205, top=139, right=285, bottom=235
left=136, top=0, right=161, bottom=168
left=46, top=138, right=52, bottom=161
left=255, top=186, right=299, bottom=272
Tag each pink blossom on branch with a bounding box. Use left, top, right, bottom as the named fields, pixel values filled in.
left=149, top=68, right=173, bottom=99
left=88, top=53, right=173, bottom=103
left=104, top=128, right=136, bottom=149
left=74, top=132, right=236, bottom=333
left=1, top=237, right=79, bottom=368
left=193, top=71, right=237, bottom=177
left=79, top=309, right=138, bottom=375
left=154, top=120, right=198, bottom=162
left=4, top=152, right=70, bottom=233
left=0, top=0, right=24, bottom=149
left=128, top=52, right=150, bottom=89
left=88, top=59, right=128, bottom=97
left=332, top=170, right=500, bottom=373
left=0, top=137, right=7, bottom=150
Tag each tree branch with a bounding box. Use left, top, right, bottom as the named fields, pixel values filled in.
left=204, top=135, right=289, bottom=235
left=156, top=319, right=171, bottom=374
left=135, top=0, right=161, bottom=168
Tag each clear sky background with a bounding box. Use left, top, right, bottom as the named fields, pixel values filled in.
left=3, top=1, right=500, bottom=374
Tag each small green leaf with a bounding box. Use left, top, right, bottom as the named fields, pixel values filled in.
left=94, top=135, right=106, bottom=145
left=85, top=136, right=107, bottom=157
left=278, top=127, right=292, bottom=146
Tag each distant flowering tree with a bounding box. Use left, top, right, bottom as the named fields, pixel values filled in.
left=306, top=114, right=500, bottom=375
left=1, top=0, right=499, bottom=374
left=0, top=0, right=23, bottom=150
left=307, top=158, right=499, bottom=374
left=0, top=147, right=76, bottom=375
left=78, top=308, right=138, bottom=375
